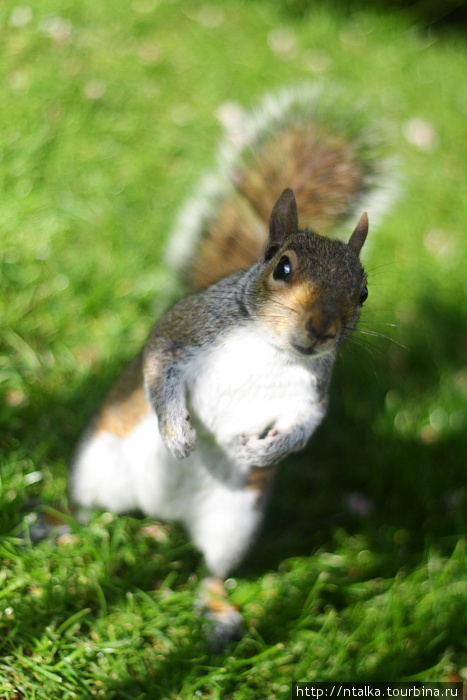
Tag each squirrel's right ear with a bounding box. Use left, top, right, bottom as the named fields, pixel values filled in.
left=348, top=212, right=369, bottom=256
left=264, top=188, right=299, bottom=261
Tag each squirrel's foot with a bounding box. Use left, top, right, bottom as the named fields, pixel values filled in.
left=196, top=576, right=245, bottom=651
left=161, top=414, right=197, bottom=459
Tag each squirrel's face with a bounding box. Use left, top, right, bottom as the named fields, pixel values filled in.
left=253, top=232, right=369, bottom=358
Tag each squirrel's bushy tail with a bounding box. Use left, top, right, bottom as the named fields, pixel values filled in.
left=167, top=84, right=395, bottom=291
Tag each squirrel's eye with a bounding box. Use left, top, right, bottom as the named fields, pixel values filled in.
left=273, top=255, right=292, bottom=281
left=359, top=285, right=369, bottom=304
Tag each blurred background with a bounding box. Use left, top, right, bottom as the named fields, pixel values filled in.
left=1, top=0, right=467, bottom=696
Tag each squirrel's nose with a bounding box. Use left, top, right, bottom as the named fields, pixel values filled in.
left=306, top=307, right=340, bottom=345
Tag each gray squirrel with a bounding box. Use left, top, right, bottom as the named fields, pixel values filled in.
left=71, top=85, right=392, bottom=641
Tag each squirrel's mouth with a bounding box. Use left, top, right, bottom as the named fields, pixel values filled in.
left=292, top=342, right=336, bottom=357
left=292, top=343, right=317, bottom=356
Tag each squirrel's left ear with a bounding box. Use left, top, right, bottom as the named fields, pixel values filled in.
left=348, top=212, right=369, bottom=256
left=264, top=188, right=299, bottom=260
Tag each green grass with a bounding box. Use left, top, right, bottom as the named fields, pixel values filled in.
left=1, top=1, right=467, bottom=697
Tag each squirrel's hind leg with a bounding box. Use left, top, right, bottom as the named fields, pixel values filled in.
left=188, top=463, right=278, bottom=646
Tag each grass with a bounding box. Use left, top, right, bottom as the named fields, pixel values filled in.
left=1, top=0, right=467, bottom=697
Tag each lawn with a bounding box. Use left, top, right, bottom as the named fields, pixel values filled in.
left=1, top=0, right=467, bottom=698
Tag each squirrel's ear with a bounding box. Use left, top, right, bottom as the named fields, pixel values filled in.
left=264, top=188, right=299, bottom=260
left=348, top=213, right=369, bottom=256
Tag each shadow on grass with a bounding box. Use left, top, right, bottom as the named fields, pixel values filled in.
left=260, top=0, right=467, bottom=34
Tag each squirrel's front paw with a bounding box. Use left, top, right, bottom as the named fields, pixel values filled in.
left=233, top=429, right=283, bottom=467
left=160, top=415, right=197, bottom=459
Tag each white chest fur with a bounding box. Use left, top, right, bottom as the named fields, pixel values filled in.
left=186, top=325, right=324, bottom=446
left=73, top=324, right=331, bottom=578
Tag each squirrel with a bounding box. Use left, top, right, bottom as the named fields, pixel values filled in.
left=70, top=85, right=392, bottom=643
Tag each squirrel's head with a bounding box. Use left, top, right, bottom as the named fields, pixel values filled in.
left=253, top=188, right=369, bottom=358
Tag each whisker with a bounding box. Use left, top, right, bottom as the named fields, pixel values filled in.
left=344, top=336, right=393, bottom=366
left=365, top=261, right=406, bottom=275
left=359, top=321, right=400, bottom=329
left=261, top=313, right=289, bottom=321
left=348, top=335, right=391, bottom=355
left=268, top=298, right=300, bottom=315
left=339, top=339, right=385, bottom=378
left=351, top=327, right=407, bottom=350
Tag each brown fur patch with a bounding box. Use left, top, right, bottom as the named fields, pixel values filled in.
left=95, top=353, right=152, bottom=438
left=279, top=279, right=321, bottom=313
left=247, top=465, right=278, bottom=496
left=259, top=279, right=320, bottom=337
